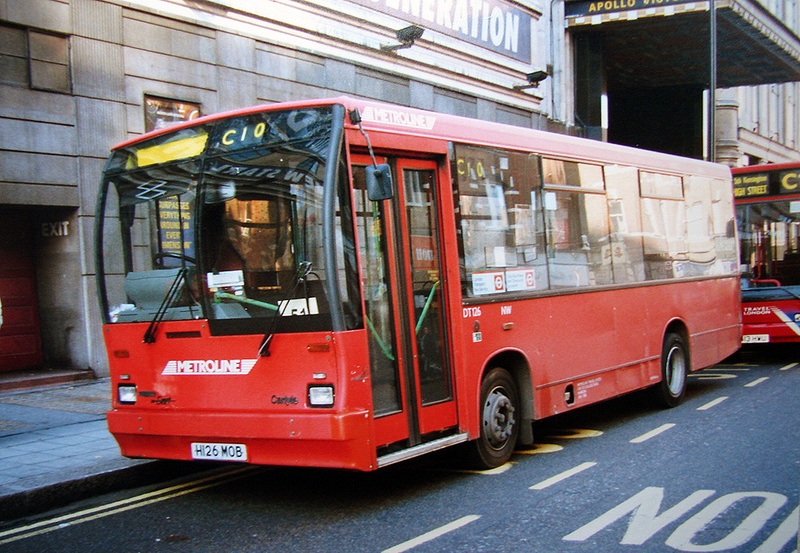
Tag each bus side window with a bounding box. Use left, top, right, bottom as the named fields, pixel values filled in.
left=451, top=144, right=548, bottom=297
left=605, top=164, right=646, bottom=283
left=639, top=172, right=687, bottom=280
left=542, top=159, right=612, bottom=289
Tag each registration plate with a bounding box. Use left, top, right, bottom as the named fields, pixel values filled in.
left=742, top=334, right=769, bottom=344
left=191, top=442, right=248, bottom=462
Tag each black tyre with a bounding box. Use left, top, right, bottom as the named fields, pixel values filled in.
left=652, top=332, right=688, bottom=408
left=468, top=367, right=519, bottom=469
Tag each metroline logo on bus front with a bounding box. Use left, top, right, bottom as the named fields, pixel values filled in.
left=162, top=359, right=258, bottom=375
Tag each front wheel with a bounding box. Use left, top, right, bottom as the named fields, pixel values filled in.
left=468, top=367, right=520, bottom=469
left=652, top=332, right=688, bottom=408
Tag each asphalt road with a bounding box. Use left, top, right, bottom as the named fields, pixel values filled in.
left=1, top=348, right=797, bottom=553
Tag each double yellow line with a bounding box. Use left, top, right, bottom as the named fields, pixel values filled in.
left=0, top=466, right=260, bottom=546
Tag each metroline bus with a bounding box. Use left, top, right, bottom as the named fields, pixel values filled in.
left=95, top=97, right=741, bottom=471
left=733, top=163, right=800, bottom=344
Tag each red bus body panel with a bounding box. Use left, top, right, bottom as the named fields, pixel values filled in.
left=453, top=278, right=741, bottom=423
left=106, top=277, right=740, bottom=470
left=105, top=323, right=377, bottom=470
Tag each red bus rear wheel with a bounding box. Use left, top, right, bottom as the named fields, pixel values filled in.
left=469, top=367, right=520, bottom=469
left=652, top=332, right=688, bottom=408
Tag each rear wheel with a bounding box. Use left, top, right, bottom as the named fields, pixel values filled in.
left=468, top=367, right=519, bottom=469
left=652, top=332, right=688, bottom=408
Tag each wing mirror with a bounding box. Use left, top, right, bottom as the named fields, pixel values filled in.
left=366, top=164, right=394, bottom=201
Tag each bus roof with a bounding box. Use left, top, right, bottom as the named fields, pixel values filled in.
left=112, top=96, right=731, bottom=179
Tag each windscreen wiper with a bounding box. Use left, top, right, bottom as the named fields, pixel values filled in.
left=143, top=268, right=188, bottom=344
left=258, top=260, right=313, bottom=357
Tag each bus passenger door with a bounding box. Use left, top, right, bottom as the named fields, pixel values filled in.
left=352, top=156, right=457, bottom=452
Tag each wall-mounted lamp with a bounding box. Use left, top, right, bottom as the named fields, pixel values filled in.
left=381, top=25, right=425, bottom=52
left=513, top=70, right=549, bottom=90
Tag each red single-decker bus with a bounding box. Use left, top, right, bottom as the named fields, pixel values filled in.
left=96, top=98, right=741, bottom=471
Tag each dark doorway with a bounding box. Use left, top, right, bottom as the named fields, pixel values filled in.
left=608, top=85, right=705, bottom=159
left=0, top=211, right=43, bottom=371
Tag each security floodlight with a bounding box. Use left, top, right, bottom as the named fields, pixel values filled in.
left=513, top=70, right=549, bottom=90
left=397, top=25, right=424, bottom=43
left=381, top=25, right=425, bottom=52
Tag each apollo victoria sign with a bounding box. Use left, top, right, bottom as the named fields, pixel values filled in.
left=566, top=0, right=696, bottom=17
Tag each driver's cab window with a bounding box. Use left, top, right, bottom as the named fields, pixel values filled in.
left=152, top=194, right=196, bottom=268
left=113, top=186, right=202, bottom=324
left=211, top=196, right=296, bottom=294
left=198, top=167, right=332, bottom=335
left=202, top=191, right=306, bottom=320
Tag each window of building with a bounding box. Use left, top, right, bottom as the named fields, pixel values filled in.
left=0, top=24, right=71, bottom=93
left=29, top=30, right=70, bottom=93
left=0, top=25, right=29, bottom=87
left=144, top=96, right=202, bottom=132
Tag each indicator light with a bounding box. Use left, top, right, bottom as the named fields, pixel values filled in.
left=307, top=343, right=331, bottom=352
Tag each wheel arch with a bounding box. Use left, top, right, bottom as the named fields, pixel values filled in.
left=663, top=318, right=691, bottom=370
left=481, top=349, right=535, bottom=445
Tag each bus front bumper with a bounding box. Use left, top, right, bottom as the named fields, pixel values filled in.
left=106, top=408, right=375, bottom=471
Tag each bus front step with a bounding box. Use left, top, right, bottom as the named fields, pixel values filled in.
left=377, top=433, right=470, bottom=468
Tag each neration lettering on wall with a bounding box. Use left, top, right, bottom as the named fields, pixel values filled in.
left=350, top=0, right=533, bottom=63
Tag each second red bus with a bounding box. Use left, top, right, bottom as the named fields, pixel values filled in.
left=734, top=163, right=800, bottom=344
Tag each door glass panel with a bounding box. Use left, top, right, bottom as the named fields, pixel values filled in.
left=405, top=169, right=451, bottom=405
left=353, top=166, right=402, bottom=416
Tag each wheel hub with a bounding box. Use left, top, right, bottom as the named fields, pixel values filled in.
left=666, top=345, right=686, bottom=396
left=483, top=388, right=516, bottom=449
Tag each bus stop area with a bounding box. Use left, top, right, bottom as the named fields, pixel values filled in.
left=0, top=373, right=170, bottom=521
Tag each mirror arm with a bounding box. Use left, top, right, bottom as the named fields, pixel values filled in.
left=350, top=109, right=379, bottom=169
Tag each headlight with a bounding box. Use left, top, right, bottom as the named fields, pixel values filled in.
left=308, top=385, right=334, bottom=408
left=118, top=384, right=137, bottom=404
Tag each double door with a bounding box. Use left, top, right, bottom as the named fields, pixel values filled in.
left=0, top=212, right=42, bottom=372
left=352, top=156, right=457, bottom=451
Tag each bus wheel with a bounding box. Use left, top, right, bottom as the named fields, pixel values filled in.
left=470, top=367, right=519, bottom=469
left=652, top=333, right=688, bottom=408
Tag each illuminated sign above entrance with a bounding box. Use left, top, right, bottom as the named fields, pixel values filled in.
left=566, top=0, right=695, bottom=17
left=350, top=0, right=533, bottom=63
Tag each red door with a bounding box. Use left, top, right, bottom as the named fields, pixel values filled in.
left=0, top=214, right=42, bottom=371
left=352, top=156, right=457, bottom=450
